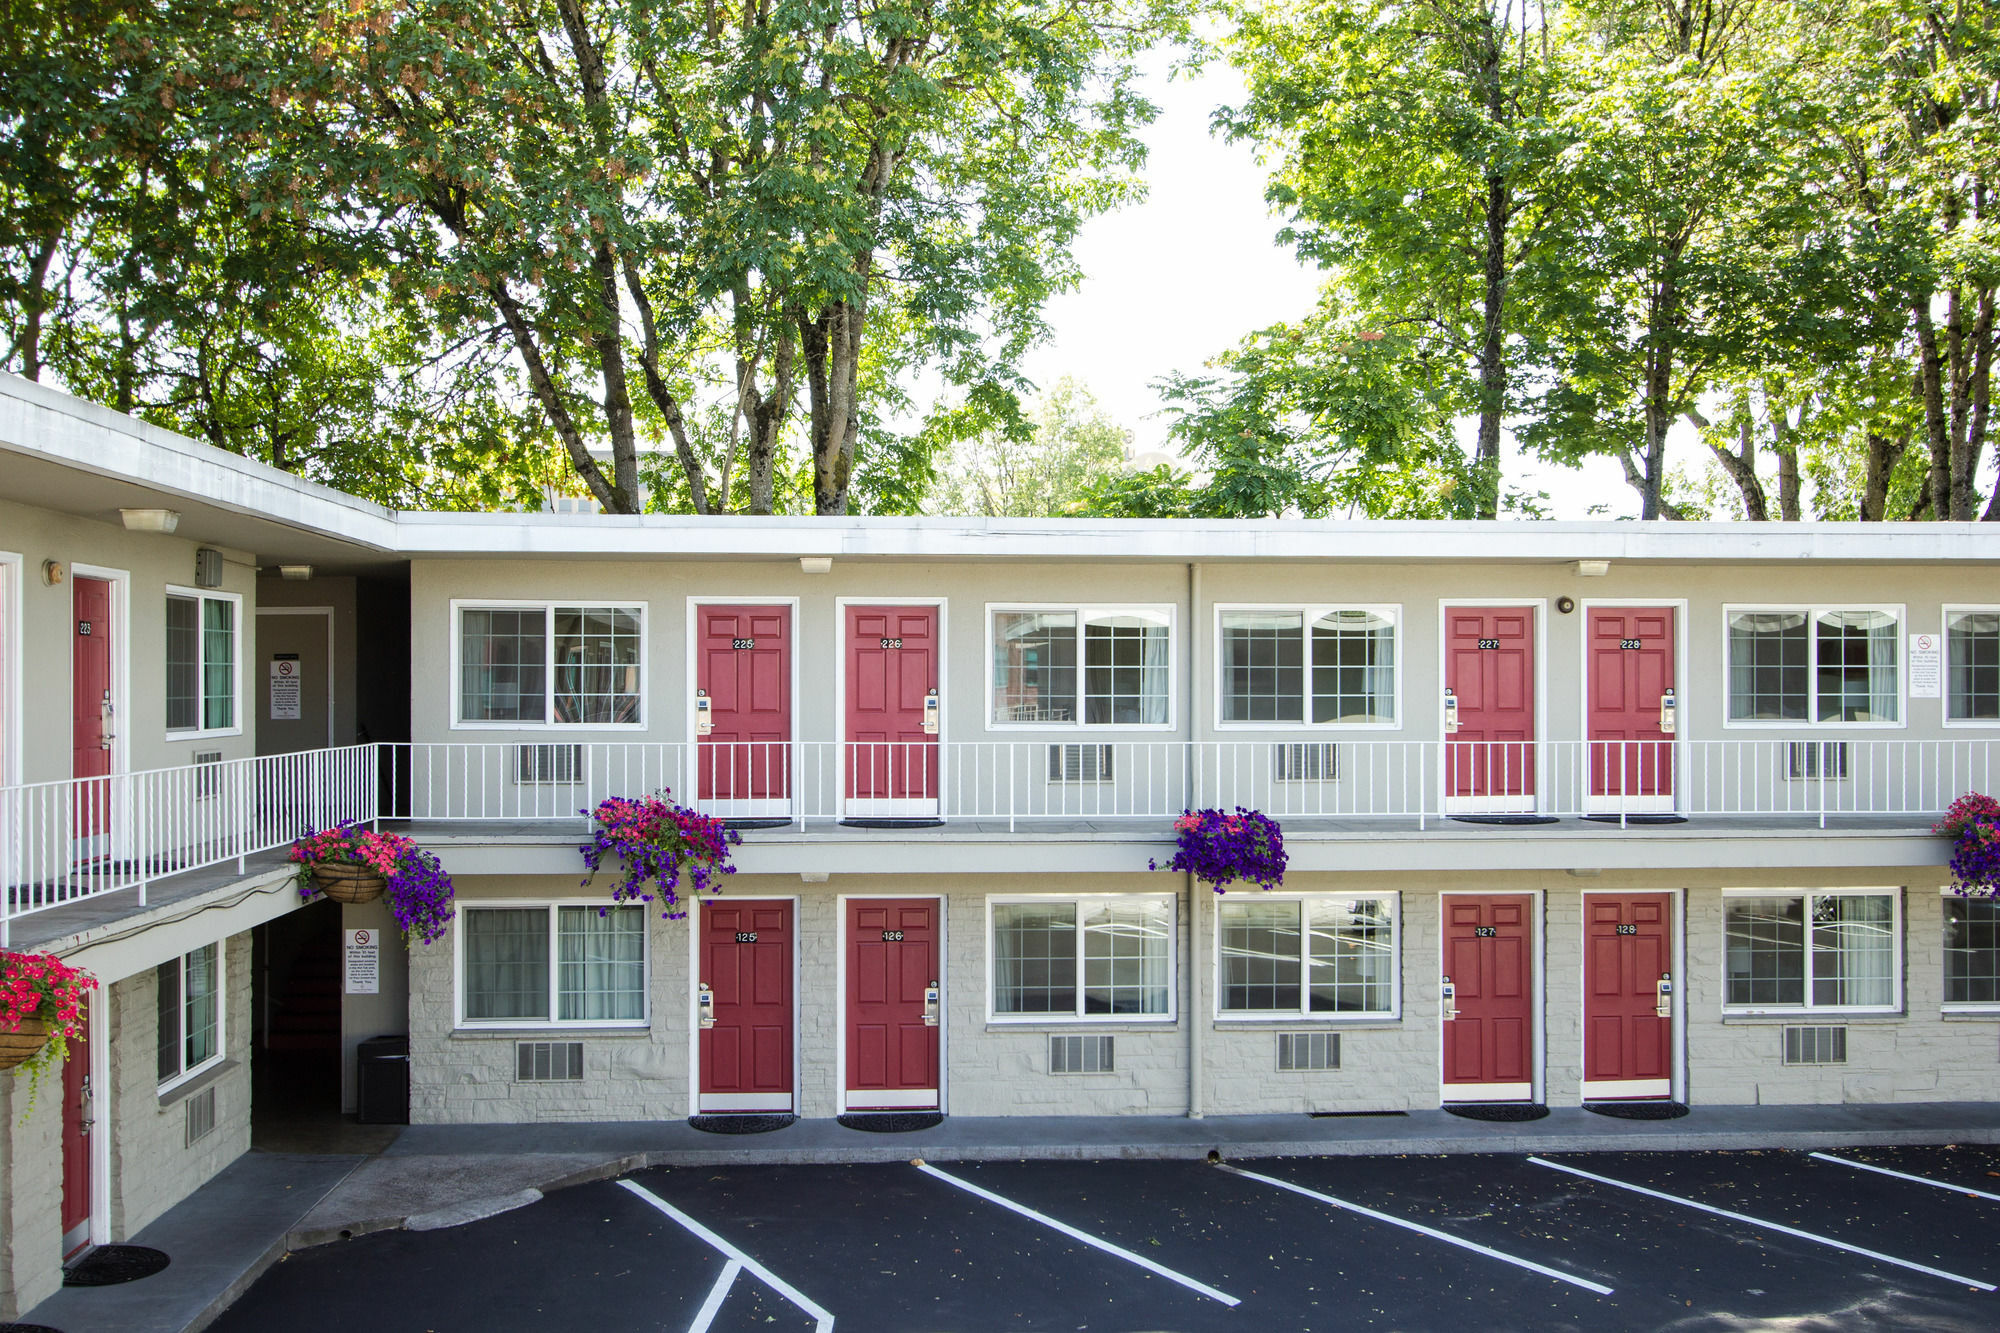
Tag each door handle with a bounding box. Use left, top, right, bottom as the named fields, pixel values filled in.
left=1443, top=689, right=1459, bottom=735
left=80, top=1074, right=94, bottom=1136
left=697, top=982, right=716, bottom=1029
left=99, top=733, right=115, bottom=751
left=1659, top=687, right=1676, bottom=735
left=694, top=691, right=713, bottom=736
left=1440, top=977, right=1456, bottom=1021
left=1655, top=973, right=1673, bottom=1019
left=922, top=981, right=940, bottom=1027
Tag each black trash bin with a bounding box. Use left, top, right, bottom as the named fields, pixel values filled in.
left=356, top=1034, right=410, bottom=1125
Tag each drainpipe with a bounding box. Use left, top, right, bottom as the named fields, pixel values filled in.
left=1187, top=561, right=1204, bottom=1119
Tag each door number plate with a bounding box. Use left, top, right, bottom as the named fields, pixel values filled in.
left=1474, top=926, right=1497, bottom=937
left=1476, top=638, right=1499, bottom=649
left=735, top=932, right=758, bottom=943
left=1620, top=638, right=1643, bottom=650
left=732, top=638, right=756, bottom=649
left=880, top=637, right=903, bottom=649
left=881, top=930, right=904, bottom=942
left=1616, top=923, right=1638, bottom=935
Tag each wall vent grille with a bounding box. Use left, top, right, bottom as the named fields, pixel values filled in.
left=185, top=1085, right=216, bottom=1146
left=515, top=744, right=583, bottom=785
left=193, top=751, right=224, bottom=799
left=1277, top=1031, right=1341, bottom=1071
left=1785, top=742, right=1849, bottom=780
left=516, top=1041, right=585, bottom=1081
left=1782, top=1025, right=1848, bottom=1065
left=1049, top=1034, right=1114, bottom=1074
left=1274, top=743, right=1338, bottom=782
left=1048, top=744, right=1114, bottom=784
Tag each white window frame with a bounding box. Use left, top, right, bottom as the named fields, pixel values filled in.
left=453, top=901, right=652, bottom=1029
left=985, top=604, right=1178, bottom=731
left=984, top=893, right=1178, bottom=1023
left=450, top=599, right=648, bottom=731
left=1943, top=605, right=2000, bottom=728
left=1940, top=887, right=2000, bottom=1013
left=1720, top=604, right=1906, bottom=730
left=1213, top=603, right=1403, bottom=731
left=164, top=585, right=243, bottom=740
left=1212, top=891, right=1402, bottom=1021
left=157, top=942, right=225, bottom=1093
left=1720, top=886, right=1903, bottom=1015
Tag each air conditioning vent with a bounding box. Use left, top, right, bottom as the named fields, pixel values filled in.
left=515, top=744, right=583, bottom=785
left=1048, top=744, right=1114, bottom=784
left=516, top=1041, right=585, bottom=1081
left=194, top=751, right=223, bottom=799
left=185, top=1085, right=217, bottom=1146
left=1782, top=1025, right=1847, bottom=1065
left=1274, top=743, right=1337, bottom=782
left=1049, top=1034, right=1114, bottom=1074
left=1785, top=742, right=1848, bottom=780
left=1277, top=1031, right=1341, bottom=1071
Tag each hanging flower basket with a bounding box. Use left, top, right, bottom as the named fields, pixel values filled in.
left=3, top=950, right=97, bottom=1120
left=1935, top=793, right=2000, bottom=897
left=292, top=824, right=456, bottom=945
left=1150, top=807, right=1287, bottom=893
left=581, top=792, right=741, bottom=919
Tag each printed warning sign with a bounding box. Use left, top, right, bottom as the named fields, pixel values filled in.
left=1909, top=633, right=1942, bottom=699
left=345, top=928, right=380, bottom=995
left=270, top=655, right=302, bottom=721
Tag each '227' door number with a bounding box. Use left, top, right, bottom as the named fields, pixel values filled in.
left=1476, top=638, right=1500, bottom=649
left=1473, top=926, right=1497, bottom=937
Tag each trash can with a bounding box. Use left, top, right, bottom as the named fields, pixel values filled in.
left=356, top=1034, right=410, bottom=1125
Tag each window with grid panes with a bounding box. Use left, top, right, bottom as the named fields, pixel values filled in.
left=458, top=604, right=642, bottom=725
left=1221, top=608, right=1397, bottom=725
left=1727, top=608, right=1899, bottom=724
left=1948, top=611, right=2000, bottom=722
left=1944, top=897, right=2000, bottom=1006
left=461, top=905, right=646, bottom=1025
left=1222, top=613, right=1303, bottom=721
left=989, top=608, right=1171, bottom=727
left=157, top=943, right=222, bottom=1087
left=1219, top=896, right=1397, bottom=1016
left=166, top=591, right=236, bottom=734
left=991, top=897, right=1172, bottom=1018
left=1724, top=890, right=1898, bottom=1010
left=992, top=611, right=1079, bottom=723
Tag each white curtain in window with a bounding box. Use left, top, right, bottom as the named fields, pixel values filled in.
left=1138, top=617, right=1170, bottom=725
left=558, top=906, right=645, bottom=1021
left=465, top=909, right=550, bottom=1020
left=1811, top=894, right=1894, bottom=1007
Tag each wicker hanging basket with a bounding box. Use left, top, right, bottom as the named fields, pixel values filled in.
left=313, top=862, right=387, bottom=904
left=0, top=1017, right=49, bottom=1072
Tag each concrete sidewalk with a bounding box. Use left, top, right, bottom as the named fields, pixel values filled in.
left=26, top=1100, right=2000, bottom=1332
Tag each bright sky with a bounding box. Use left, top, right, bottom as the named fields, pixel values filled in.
left=1017, top=50, right=1639, bottom=520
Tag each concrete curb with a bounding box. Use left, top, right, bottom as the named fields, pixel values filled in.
left=182, top=1157, right=370, bottom=1333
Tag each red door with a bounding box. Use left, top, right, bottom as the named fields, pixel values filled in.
left=845, top=606, right=940, bottom=814
left=61, top=999, right=91, bottom=1258
left=1442, top=895, right=1535, bottom=1100
left=73, top=577, right=113, bottom=847
left=1444, top=606, right=1535, bottom=810
left=698, top=900, right=793, bottom=1112
left=1583, top=894, right=1674, bottom=1099
left=1588, top=607, right=1676, bottom=808
left=846, top=899, right=940, bottom=1111
left=695, top=605, right=792, bottom=812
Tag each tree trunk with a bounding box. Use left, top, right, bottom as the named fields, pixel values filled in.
left=587, top=240, right=642, bottom=512
left=1474, top=172, right=1508, bottom=520
left=1861, top=431, right=1907, bottom=521
left=1952, top=287, right=1992, bottom=520
left=1912, top=295, right=1953, bottom=519
left=1767, top=397, right=1801, bottom=521
left=15, top=234, right=58, bottom=380
left=802, top=298, right=868, bottom=516
left=1688, top=405, right=1768, bottom=519
left=490, top=281, right=627, bottom=513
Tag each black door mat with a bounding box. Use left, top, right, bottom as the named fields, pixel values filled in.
left=1, top=1324, right=67, bottom=1332
left=722, top=818, right=793, bottom=831
left=687, top=1114, right=795, bottom=1135
left=63, top=1245, right=170, bottom=1287
left=838, top=1112, right=944, bottom=1133
left=838, top=818, right=945, bottom=830
left=1450, top=814, right=1560, bottom=826
left=1585, top=1100, right=1690, bottom=1120
left=1579, top=814, right=1689, bottom=826
left=1443, top=1102, right=1550, bottom=1122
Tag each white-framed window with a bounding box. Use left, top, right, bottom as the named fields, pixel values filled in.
left=456, top=904, right=649, bottom=1027
left=1722, top=888, right=1901, bottom=1013
left=158, top=942, right=223, bottom=1089
left=1216, top=893, right=1399, bottom=1019
left=1217, top=605, right=1399, bottom=727
left=989, top=605, right=1174, bottom=729
left=1724, top=606, right=1902, bottom=726
left=988, top=895, right=1175, bottom=1020
left=1943, top=891, right=2000, bottom=1010
left=454, top=602, right=644, bottom=728
left=166, top=587, right=240, bottom=736
left=1946, top=607, right=2000, bottom=725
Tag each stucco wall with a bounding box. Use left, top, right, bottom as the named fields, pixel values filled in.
left=256, top=574, right=360, bottom=749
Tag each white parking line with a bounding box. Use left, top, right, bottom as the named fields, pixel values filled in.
left=617, top=1179, right=836, bottom=1332
left=1809, top=1151, right=2000, bottom=1204
left=1218, top=1163, right=1614, bottom=1296
left=1529, top=1156, right=1997, bottom=1291
left=914, top=1162, right=1241, bottom=1307
left=688, top=1260, right=743, bottom=1333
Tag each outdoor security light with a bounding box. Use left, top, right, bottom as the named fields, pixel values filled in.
left=120, top=507, right=181, bottom=533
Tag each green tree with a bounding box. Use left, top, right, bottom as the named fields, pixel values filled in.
left=927, top=378, right=1130, bottom=516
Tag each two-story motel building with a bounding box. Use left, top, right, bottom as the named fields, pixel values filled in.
left=2, top=371, right=1998, bottom=1314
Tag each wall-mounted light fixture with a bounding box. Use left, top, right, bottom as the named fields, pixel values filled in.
left=1574, top=559, right=1610, bottom=577
left=1556, top=596, right=1576, bottom=615
left=800, top=871, right=830, bottom=883
left=799, top=556, right=833, bottom=575
left=277, top=564, right=315, bottom=581
left=41, top=559, right=66, bottom=586
left=120, top=507, right=181, bottom=534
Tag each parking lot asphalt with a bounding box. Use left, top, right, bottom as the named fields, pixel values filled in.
left=208, top=1146, right=2000, bottom=1332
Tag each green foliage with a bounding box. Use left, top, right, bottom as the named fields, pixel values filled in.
left=928, top=377, right=1129, bottom=517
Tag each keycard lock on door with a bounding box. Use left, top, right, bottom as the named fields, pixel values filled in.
left=1656, top=972, right=1673, bottom=1018
left=923, top=689, right=940, bottom=735
left=1659, top=686, right=1677, bottom=735
left=694, top=690, right=713, bottom=736
left=922, top=981, right=940, bottom=1026
left=1443, top=688, right=1459, bottom=734
left=697, top=982, right=716, bottom=1028
left=1440, top=977, right=1457, bottom=1021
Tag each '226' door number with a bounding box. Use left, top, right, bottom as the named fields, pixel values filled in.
left=880, top=637, right=903, bottom=649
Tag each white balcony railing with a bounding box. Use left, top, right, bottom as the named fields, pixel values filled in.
left=4, top=738, right=1988, bottom=943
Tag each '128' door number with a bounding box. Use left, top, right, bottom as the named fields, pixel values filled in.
left=1616, top=924, right=1638, bottom=935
